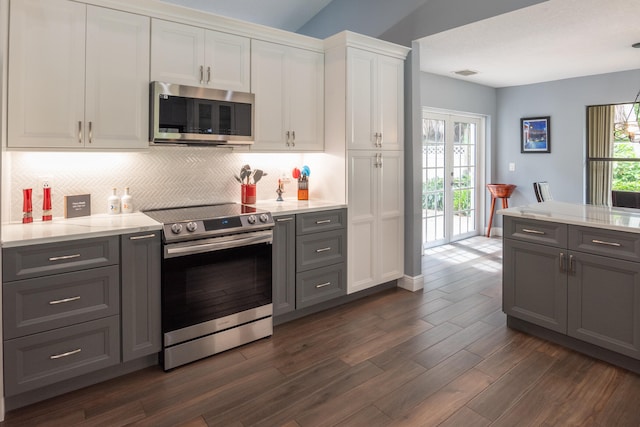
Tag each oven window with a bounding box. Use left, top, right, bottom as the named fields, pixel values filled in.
left=162, top=242, right=272, bottom=333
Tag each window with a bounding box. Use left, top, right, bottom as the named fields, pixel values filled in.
left=587, top=102, right=640, bottom=207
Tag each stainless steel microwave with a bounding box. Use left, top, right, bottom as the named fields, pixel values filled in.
left=150, top=81, right=254, bottom=146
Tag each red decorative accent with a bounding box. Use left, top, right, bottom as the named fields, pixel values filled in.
left=241, top=184, right=256, bottom=204
left=486, top=184, right=516, bottom=237
left=22, top=188, right=33, bottom=224
left=42, top=187, right=52, bottom=221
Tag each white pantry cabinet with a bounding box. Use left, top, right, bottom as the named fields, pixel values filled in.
left=324, top=31, right=409, bottom=294
left=347, top=48, right=404, bottom=151
left=150, top=19, right=250, bottom=92
left=8, top=0, right=150, bottom=149
left=251, top=40, right=324, bottom=151
left=347, top=150, right=404, bottom=293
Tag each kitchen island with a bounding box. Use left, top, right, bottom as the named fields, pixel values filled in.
left=499, top=201, right=640, bottom=374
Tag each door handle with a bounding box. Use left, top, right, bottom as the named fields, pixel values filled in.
left=207, top=66, right=211, bottom=83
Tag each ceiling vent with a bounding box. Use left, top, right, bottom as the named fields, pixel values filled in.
left=454, top=69, right=478, bottom=76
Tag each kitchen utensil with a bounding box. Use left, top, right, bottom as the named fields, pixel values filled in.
left=253, top=169, right=264, bottom=184
left=292, top=168, right=301, bottom=179
left=301, top=165, right=311, bottom=177
left=234, top=175, right=242, bottom=183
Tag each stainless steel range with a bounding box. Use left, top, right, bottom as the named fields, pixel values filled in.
left=143, top=203, right=274, bottom=370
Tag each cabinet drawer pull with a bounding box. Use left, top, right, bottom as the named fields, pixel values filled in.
left=199, top=65, right=204, bottom=84
left=592, top=239, right=621, bottom=247
left=276, top=217, right=294, bottom=222
left=49, top=296, right=81, bottom=305
left=207, top=66, right=211, bottom=84
left=129, top=233, right=156, bottom=240
left=48, top=254, right=81, bottom=262
left=559, top=252, right=565, bottom=272
left=88, top=121, right=93, bottom=144
left=522, top=228, right=545, bottom=235
left=50, top=348, right=81, bottom=360
left=315, top=282, right=331, bottom=289
left=316, top=219, right=331, bottom=224
left=78, top=121, right=82, bottom=144
left=316, top=247, right=331, bottom=253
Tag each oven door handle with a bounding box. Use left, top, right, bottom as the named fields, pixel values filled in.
left=165, top=230, right=273, bottom=258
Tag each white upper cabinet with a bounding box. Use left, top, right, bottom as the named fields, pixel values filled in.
left=251, top=39, right=324, bottom=151
left=151, top=19, right=250, bottom=92
left=8, top=0, right=150, bottom=149
left=347, top=48, right=404, bottom=151
left=85, top=7, right=150, bottom=149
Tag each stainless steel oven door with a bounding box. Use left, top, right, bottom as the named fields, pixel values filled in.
left=161, top=230, right=273, bottom=345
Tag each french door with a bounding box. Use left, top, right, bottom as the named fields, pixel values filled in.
left=422, top=111, right=482, bottom=249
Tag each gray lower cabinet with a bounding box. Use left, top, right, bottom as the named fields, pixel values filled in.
left=503, top=216, right=640, bottom=360
left=120, top=231, right=161, bottom=362
left=4, top=316, right=120, bottom=396
left=503, top=238, right=567, bottom=333
left=568, top=251, right=640, bottom=359
left=2, top=231, right=162, bottom=398
left=273, top=214, right=296, bottom=316
left=295, top=209, right=347, bottom=309
left=272, top=208, right=347, bottom=317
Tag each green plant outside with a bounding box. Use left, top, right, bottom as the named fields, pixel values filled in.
left=612, top=142, right=640, bottom=191
left=423, top=173, right=472, bottom=213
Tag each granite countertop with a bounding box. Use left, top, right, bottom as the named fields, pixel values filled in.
left=498, top=201, right=640, bottom=234
left=254, top=198, right=347, bottom=215
left=2, top=212, right=163, bottom=247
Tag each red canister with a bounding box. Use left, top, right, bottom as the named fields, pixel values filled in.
left=22, top=188, right=33, bottom=223
left=42, top=187, right=52, bottom=221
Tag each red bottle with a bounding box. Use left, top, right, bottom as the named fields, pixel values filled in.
left=22, top=188, right=33, bottom=223
left=42, top=186, right=52, bottom=221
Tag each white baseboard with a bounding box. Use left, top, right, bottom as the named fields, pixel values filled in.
left=399, top=274, right=424, bottom=292
left=486, top=226, right=503, bottom=237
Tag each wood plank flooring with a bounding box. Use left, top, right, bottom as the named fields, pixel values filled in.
left=3, top=236, right=640, bottom=426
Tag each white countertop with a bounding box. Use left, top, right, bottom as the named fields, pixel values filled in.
left=254, top=198, right=346, bottom=216
left=498, top=201, right=640, bottom=234
left=2, top=212, right=162, bottom=247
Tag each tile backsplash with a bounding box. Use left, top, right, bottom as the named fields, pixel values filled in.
left=4, top=146, right=321, bottom=222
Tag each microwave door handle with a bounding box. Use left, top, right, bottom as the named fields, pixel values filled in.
left=165, top=231, right=273, bottom=258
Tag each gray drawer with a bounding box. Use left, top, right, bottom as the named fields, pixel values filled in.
left=3, top=265, right=120, bottom=340
left=503, top=216, right=567, bottom=248
left=3, top=236, right=119, bottom=282
left=296, top=229, right=346, bottom=272
left=569, top=226, right=640, bottom=262
left=4, top=315, right=120, bottom=397
left=296, top=209, right=346, bottom=235
left=296, top=263, right=346, bottom=309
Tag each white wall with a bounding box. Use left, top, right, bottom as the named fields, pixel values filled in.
left=495, top=69, right=640, bottom=209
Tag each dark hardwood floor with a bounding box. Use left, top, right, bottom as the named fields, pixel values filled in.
left=3, top=236, right=640, bottom=426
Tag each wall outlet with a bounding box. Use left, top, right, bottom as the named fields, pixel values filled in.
left=39, top=176, right=52, bottom=189
left=508, top=162, right=516, bottom=172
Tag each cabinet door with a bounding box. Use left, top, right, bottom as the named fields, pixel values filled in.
left=273, top=215, right=296, bottom=316
left=287, top=48, right=324, bottom=151
left=568, top=252, right=640, bottom=360
left=347, top=151, right=378, bottom=293
left=251, top=40, right=288, bottom=150
left=8, top=0, right=86, bottom=148
left=204, top=30, right=250, bottom=92
left=378, top=56, right=404, bottom=151
left=150, top=19, right=205, bottom=86
left=347, top=48, right=377, bottom=150
left=121, top=232, right=161, bottom=362
left=503, top=238, right=567, bottom=333
left=378, top=151, right=404, bottom=282
left=85, top=7, right=150, bottom=149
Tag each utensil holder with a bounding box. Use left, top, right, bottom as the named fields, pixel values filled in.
left=241, top=184, right=256, bottom=204
left=297, top=179, right=308, bottom=201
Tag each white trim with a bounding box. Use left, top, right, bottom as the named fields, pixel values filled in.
left=486, top=226, right=503, bottom=237
left=324, top=31, right=410, bottom=59
left=399, top=274, right=424, bottom=292
left=76, top=0, right=325, bottom=52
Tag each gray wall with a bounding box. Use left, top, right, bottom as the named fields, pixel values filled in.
left=495, top=69, right=640, bottom=208
left=299, top=0, right=547, bottom=46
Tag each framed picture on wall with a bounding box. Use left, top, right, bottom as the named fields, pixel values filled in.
left=521, top=116, right=551, bottom=153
